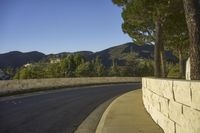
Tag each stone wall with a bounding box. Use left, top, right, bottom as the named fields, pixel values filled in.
left=142, top=78, right=200, bottom=133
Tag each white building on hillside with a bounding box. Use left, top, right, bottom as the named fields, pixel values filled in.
left=24, top=63, right=32, bottom=67
left=50, top=58, right=61, bottom=64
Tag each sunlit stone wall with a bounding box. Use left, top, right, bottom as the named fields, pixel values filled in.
left=142, top=78, right=200, bottom=133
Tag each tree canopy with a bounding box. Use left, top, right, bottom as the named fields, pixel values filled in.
left=112, top=0, right=194, bottom=79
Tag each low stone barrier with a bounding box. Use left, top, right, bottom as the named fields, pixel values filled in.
left=142, top=77, right=200, bottom=133
left=0, top=77, right=141, bottom=96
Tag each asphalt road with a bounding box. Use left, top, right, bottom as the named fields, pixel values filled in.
left=0, top=83, right=141, bottom=133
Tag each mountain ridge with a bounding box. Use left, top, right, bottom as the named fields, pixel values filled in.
left=0, top=42, right=177, bottom=69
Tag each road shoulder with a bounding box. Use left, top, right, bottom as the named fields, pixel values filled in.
left=96, top=89, right=164, bottom=133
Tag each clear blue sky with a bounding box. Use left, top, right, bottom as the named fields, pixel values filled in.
left=0, top=0, right=132, bottom=54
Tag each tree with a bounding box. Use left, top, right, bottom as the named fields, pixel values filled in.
left=112, top=0, right=178, bottom=78
left=183, top=0, right=200, bottom=80
left=60, top=58, right=70, bottom=77
left=74, top=54, right=85, bottom=68
left=60, top=55, right=81, bottom=77
left=109, top=59, right=120, bottom=76
left=166, top=37, right=189, bottom=78
left=45, top=62, right=61, bottom=78
left=136, top=60, right=154, bottom=76
left=93, top=56, right=105, bottom=77
left=120, top=54, right=139, bottom=76
left=164, top=0, right=189, bottom=78
left=113, top=0, right=189, bottom=77
left=18, top=66, right=32, bottom=79
left=75, top=62, right=93, bottom=77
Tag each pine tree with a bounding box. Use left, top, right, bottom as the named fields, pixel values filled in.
left=94, top=56, right=105, bottom=77
left=109, top=59, right=120, bottom=76
left=75, top=62, right=93, bottom=77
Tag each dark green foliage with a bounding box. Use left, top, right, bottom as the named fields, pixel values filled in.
left=135, top=61, right=154, bottom=76
left=75, top=62, right=93, bottom=77
left=13, top=53, right=156, bottom=79
left=112, top=0, right=127, bottom=6
left=93, top=56, right=106, bottom=77
left=2, top=67, right=15, bottom=78
left=119, top=54, right=139, bottom=76
left=112, top=0, right=189, bottom=78
left=109, top=59, right=121, bottom=76
left=167, top=64, right=180, bottom=78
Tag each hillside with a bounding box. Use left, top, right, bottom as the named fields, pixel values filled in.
left=0, top=43, right=177, bottom=69
left=87, top=42, right=177, bottom=67
left=47, top=51, right=93, bottom=59
left=0, top=51, right=46, bottom=69
left=0, top=51, right=94, bottom=69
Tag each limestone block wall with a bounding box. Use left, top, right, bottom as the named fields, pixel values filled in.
left=142, top=78, right=200, bottom=133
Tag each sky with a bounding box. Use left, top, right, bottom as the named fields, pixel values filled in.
left=0, top=0, right=132, bottom=54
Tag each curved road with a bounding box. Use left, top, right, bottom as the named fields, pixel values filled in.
left=0, top=83, right=141, bottom=133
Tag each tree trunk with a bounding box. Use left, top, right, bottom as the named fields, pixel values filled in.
left=183, top=0, right=200, bottom=80
left=160, top=42, right=167, bottom=78
left=178, top=49, right=184, bottom=78
left=154, top=19, right=162, bottom=78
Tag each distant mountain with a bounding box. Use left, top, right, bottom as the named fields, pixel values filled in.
left=47, top=51, right=93, bottom=59
left=0, top=51, right=46, bottom=69
left=87, top=42, right=177, bottom=67
left=0, top=43, right=177, bottom=69
left=0, top=51, right=94, bottom=69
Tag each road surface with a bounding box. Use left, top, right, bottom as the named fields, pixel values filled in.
left=0, top=83, right=141, bottom=133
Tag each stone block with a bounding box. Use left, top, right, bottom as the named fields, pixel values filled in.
left=149, top=106, right=161, bottom=123
left=176, top=124, right=186, bottom=133
left=158, top=114, right=175, bottom=133
left=169, top=101, right=184, bottom=125
left=160, top=80, right=173, bottom=99
left=159, top=97, right=169, bottom=117
left=146, top=78, right=162, bottom=96
left=147, top=89, right=153, bottom=103
left=173, top=80, right=191, bottom=106
left=183, top=106, right=200, bottom=133
left=151, top=93, right=161, bottom=111
left=191, top=82, right=200, bottom=110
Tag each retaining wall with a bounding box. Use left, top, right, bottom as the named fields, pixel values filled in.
left=142, top=78, right=200, bottom=133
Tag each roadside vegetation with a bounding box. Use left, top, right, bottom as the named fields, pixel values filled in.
left=13, top=54, right=154, bottom=79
